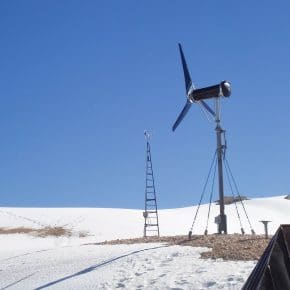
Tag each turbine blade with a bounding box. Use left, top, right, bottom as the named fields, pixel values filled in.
left=178, top=43, right=193, bottom=94
left=172, top=101, right=192, bottom=131
left=200, top=100, right=215, bottom=116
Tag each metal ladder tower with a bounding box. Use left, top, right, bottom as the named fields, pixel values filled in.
left=143, top=131, right=160, bottom=237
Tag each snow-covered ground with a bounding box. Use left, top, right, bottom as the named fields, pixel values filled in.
left=0, top=195, right=289, bottom=289
left=0, top=243, right=256, bottom=290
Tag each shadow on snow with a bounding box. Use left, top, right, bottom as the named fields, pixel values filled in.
left=2, top=272, right=37, bottom=290
left=35, top=244, right=168, bottom=289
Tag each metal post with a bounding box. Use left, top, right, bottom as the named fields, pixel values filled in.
left=215, top=97, right=227, bottom=234
left=260, top=220, right=271, bottom=239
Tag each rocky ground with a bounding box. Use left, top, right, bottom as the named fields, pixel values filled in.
left=95, top=234, right=271, bottom=261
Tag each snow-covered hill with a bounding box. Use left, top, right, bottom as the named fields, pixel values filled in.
left=0, top=195, right=288, bottom=289
left=1, top=195, right=288, bottom=242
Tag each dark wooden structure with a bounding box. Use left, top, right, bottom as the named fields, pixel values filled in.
left=243, top=224, right=290, bottom=289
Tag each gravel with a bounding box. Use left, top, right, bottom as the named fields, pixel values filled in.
left=95, top=234, right=271, bottom=261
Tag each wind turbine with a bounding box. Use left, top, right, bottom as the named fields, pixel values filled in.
left=172, top=43, right=231, bottom=234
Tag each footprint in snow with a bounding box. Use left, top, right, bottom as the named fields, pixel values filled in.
left=203, top=280, right=217, bottom=287
left=159, top=261, right=169, bottom=267
left=150, top=279, right=158, bottom=285
left=119, top=276, right=133, bottom=283
left=176, top=279, right=189, bottom=285
left=196, top=267, right=207, bottom=273
left=171, top=252, right=180, bottom=257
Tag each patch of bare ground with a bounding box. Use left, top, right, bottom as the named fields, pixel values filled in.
left=35, top=226, right=72, bottom=237
left=96, top=234, right=271, bottom=261
left=78, top=231, right=89, bottom=238
left=0, top=226, right=75, bottom=237
left=0, top=227, right=34, bottom=234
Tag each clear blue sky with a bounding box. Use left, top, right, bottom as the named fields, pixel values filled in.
left=1, top=1, right=290, bottom=208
